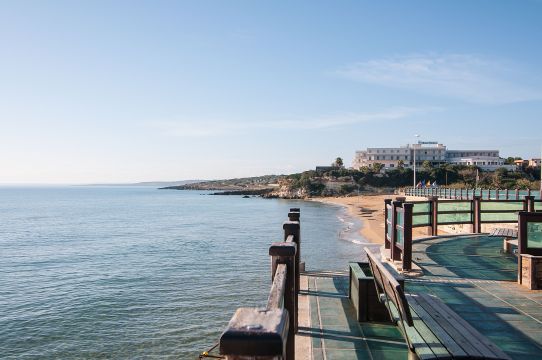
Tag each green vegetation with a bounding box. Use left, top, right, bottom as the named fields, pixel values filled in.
left=163, top=159, right=540, bottom=199
left=286, top=163, right=540, bottom=197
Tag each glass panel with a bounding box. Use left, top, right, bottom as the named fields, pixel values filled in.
left=397, top=211, right=403, bottom=226
left=527, top=222, right=542, bottom=248
left=396, top=228, right=404, bottom=245
left=387, top=221, right=392, bottom=238
left=480, top=212, right=518, bottom=222
left=413, top=214, right=430, bottom=226
left=439, top=201, right=471, bottom=211
left=413, top=202, right=430, bottom=213
left=438, top=213, right=471, bottom=223
left=534, top=201, right=542, bottom=211
left=481, top=201, right=524, bottom=211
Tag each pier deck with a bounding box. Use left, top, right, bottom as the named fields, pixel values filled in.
left=297, top=271, right=407, bottom=359
left=296, top=235, right=542, bottom=359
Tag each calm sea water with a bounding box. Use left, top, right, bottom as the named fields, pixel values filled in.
left=0, top=187, right=372, bottom=359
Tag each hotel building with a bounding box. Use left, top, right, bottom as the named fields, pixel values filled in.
left=352, top=142, right=511, bottom=171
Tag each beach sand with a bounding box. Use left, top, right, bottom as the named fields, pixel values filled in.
left=311, top=194, right=431, bottom=244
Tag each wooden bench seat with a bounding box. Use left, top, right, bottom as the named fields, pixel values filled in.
left=489, top=228, right=518, bottom=239
left=365, top=247, right=511, bottom=360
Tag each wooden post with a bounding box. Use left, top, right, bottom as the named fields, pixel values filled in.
left=473, top=196, right=481, bottom=233
left=528, top=188, right=531, bottom=198
left=283, top=220, right=300, bottom=330
left=402, top=203, right=414, bottom=271
left=515, top=189, right=519, bottom=200
left=220, top=307, right=289, bottom=359
left=427, top=196, right=438, bottom=236
left=288, top=211, right=300, bottom=222
left=391, top=200, right=402, bottom=261
left=496, top=189, right=500, bottom=200
left=505, top=189, right=509, bottom=200
left=270, top=241, right=296, bottom=355
left=384, top=199, right=392, bottom=249
left=525, top=196, right=535, bottom=212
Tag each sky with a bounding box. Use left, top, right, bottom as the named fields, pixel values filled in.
left=1, top=1, right=542, bottom=184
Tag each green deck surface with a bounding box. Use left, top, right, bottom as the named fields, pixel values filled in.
left=409, top=235, right=542, bottom=359
left=303, top=272, right=408, bottom=359
left=302, top=235, right=542, bottom=359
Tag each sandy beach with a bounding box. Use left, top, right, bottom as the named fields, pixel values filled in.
left=312, top=194, right=430, bottom=244
left=311, top=194, right=391, bottom=244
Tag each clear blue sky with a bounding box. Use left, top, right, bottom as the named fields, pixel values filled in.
left=1, top=1, right=541, bottom=183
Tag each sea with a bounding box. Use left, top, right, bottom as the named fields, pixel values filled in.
left=0, top=186, right=375, bottom=359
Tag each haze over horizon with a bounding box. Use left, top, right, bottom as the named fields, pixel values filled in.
left=1, top=1, right=542, bottom=184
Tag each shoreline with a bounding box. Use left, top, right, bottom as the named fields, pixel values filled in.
left=309, top=194, right=392, bottom=245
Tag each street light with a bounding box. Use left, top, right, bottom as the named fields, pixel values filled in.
left=413, top=134, right=420, bottom=188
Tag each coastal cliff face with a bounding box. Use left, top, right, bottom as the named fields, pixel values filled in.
left=160, top=172, right=376, bottom=199
left=263, top=176, right=357, bottom=199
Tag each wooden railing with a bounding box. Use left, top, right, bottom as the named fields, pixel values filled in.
left=385, top=196, right=536, bottom=271
left=405, top=187, right=540, bottom=200
left=219, top=209, right=301, bottom=360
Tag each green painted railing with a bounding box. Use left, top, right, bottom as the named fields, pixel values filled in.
left=405, top=187, right=541, bottom=200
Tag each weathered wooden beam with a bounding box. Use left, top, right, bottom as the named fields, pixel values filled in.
left=269, top=241, right=296, bottom=357
left=220, top=307, right=289, bottom=359
left=283, top=220, right=300, bottom=317
left=267, top=264, right=287, bottom=309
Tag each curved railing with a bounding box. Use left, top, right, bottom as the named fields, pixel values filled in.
left=384, top=196, right=537, bottom=271
left=404, top=187, right=541, bottom=200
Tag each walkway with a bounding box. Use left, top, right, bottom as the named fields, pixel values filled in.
left=296, top=234, right=542, bottom=359
left=408, top=234, right=542, bottom=359
left=298, top=271, right=408, bottom=359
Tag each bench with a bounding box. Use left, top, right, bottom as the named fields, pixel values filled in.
left=364, top=247, right=511, bottom=360
left=488, top=228, right=518, bottom=255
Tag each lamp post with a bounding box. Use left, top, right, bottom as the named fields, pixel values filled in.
left=413, top=134, right=420, bottom=188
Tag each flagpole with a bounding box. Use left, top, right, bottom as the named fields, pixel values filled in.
left=413, top=134, right=420, bottom=188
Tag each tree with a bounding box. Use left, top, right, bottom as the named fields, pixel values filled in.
left=372, top=162, right=384, bottom=173
left=333, top=157, right=344, bottom=168
left=422, top=160, right=432, bottom=171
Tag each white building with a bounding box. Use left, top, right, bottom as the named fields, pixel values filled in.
left=352, top=142, right=510, bottom=171
left=445, top=150, right=512, bottom=171
left=529, top=158, right=541, bottom=168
